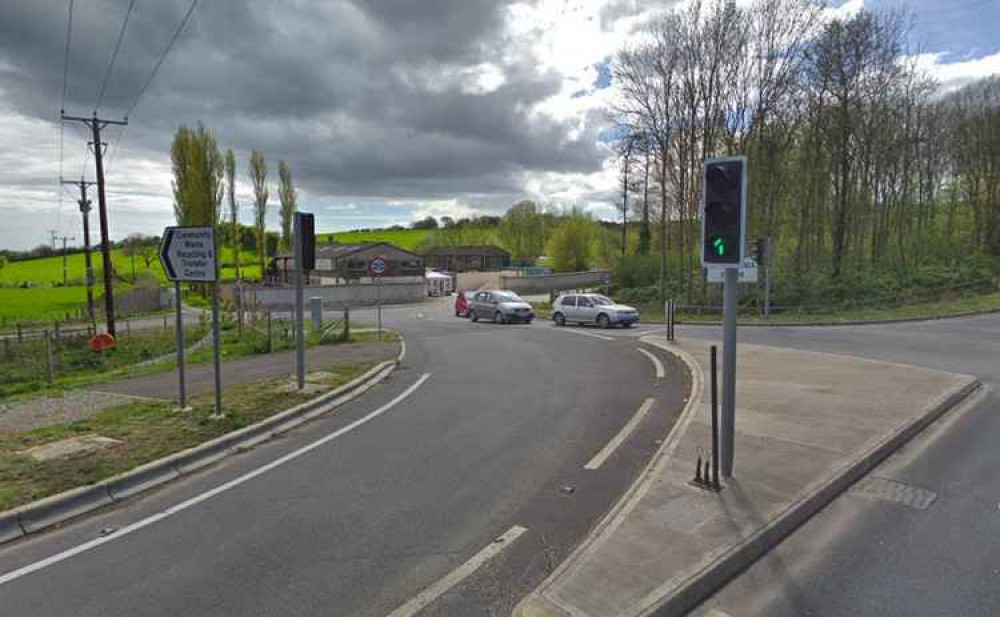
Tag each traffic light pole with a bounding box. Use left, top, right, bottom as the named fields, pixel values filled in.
left=294, top=214, right=306, bottom=390
left=721, top=267, right=738, bottom=477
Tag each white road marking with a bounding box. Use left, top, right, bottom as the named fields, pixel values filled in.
left=554, top=327, right=614, bottom=341
left=584, top=398, right=656, bottom=470
left=0, top=373, right=432, bottom=587
left=636, top=347, right=665, bottom=379
left=386, top=525, right=528, bottom=617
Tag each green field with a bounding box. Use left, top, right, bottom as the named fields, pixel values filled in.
left=0, top=287, right=90, bottom=322
left=325, top=229, right=429, bottom=251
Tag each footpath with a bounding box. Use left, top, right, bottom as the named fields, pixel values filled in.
left=516, top=337, right=979, bottom=617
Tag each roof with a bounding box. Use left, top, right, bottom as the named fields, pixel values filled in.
left=425, top=271, right=452, bottom=279
left=279, top=241, right=421, bottom=260
left=421, top=245, right=511, bottom=257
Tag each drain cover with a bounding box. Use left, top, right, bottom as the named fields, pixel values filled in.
left=850, top=476, right=937, bottom=510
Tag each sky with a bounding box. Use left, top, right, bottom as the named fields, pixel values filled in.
left=0, top=0, right=998, bottom=251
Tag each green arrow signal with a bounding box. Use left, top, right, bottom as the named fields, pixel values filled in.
left=712, top=236, right=726, bottom=256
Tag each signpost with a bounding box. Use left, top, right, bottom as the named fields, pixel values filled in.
left=160, top=226, right=218, bottom=414
left=701, top=156, right=747, bottom=479
left=370, top=255, right=387, bottom=341
left=706, top=258, right=757, bottom=283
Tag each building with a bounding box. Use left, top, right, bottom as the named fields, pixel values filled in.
left=273, top=242, right=424, bottom=283
left=421, top=245, right=511, bottom=273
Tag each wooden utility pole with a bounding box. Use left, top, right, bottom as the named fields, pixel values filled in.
left=57, top=235, right=75, bottom=285
left=61, top=111, right=127, bottom=336
left=62, top=178, right=97, bottom=330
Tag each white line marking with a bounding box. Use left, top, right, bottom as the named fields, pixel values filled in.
left=584, top=398, right=656, bottom=470
left=636, top=347, right=665, bottom=379
left=386, top=525, right=528, bottom=617
left=0, top=373, right=432, bottom=587
left=555, top=328, right=614, bottom=341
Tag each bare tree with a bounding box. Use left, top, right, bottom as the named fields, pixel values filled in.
left=249, top=150, right=269, bottom=278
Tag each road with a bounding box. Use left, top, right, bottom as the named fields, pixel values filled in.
left=678, top=314, right=1000, bottom=616
left=0, top=298, right=686, bottom=616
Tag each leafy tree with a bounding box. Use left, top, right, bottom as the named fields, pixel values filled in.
left=547, top=209, right=599, bottom=272
left=249, top=150, right=269, bottom=277
left=225, top=149, right=240, bottom=279
left=122, top=233, right=156, bottom=280
left=412, top=216, right=439, bottom=230
left=499, top=200, right=548, bottom=265
left=171, top=123, right=224, bottom=228
left=277, top=159, right=298, bottom=251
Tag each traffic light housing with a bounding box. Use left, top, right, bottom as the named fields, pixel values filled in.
left=701, top=156, right=746, bottom=267
left=295, top=212, right=316, bottom=271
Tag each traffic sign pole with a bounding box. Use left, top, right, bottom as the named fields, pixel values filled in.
left=175, top=281, right=187, bottom=410
left=721, top=258, right=739, bottom=476
left=295, top=214, right=306, bottom=390
left=369, top=256, right=387, bottom=342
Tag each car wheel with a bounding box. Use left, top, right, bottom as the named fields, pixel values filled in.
left=495, top=311, right=505, bottom=324
left=597, top=313, right=611, bottom=329
left=554, top=312, right=566, bottom=326
left=470, top=310, right=478, bottom=322
left=622, top=322, right=632, bottom=329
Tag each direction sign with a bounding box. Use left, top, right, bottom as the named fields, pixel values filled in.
left=369, top=255, right=387, bottom=277
left=160, top=226, right=217, bottom=282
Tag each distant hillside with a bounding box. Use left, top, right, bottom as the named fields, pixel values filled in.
left=324, top=229, right=429, bottom=251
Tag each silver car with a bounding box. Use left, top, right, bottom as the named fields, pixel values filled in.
left=552, top=293, right=639, bottom=328
left=469, top=290, right=535, bottom=324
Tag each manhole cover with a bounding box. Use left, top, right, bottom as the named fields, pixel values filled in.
left=850, top=476, right=937, bottom=510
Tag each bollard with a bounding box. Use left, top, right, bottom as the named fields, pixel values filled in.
left=343, top=306, right=350, bottom=341
left=694, top=454, right=703, bottom=485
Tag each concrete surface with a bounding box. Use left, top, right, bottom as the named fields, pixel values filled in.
left=23, top=435, right=122, bottom=461
left=516, top=337, right=977, bottom=617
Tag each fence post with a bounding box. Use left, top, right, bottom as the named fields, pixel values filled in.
left=343, top=306, right=350, bottom=341
left=266, top=310, right=273, bottom=353
left=53, top=321, right=61, bottom=347
left=44, top=330, right=54, bottom=383
left=126, top=318, right=131, bottom=337
left=17, top=322, right=22, bottom=344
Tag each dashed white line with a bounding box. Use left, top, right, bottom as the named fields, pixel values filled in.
left=385, top=525, right=528, bottom=617
left=637, top=347, right=665, bottom=379
left=584, top=397, right=656, bottom=470
left=0, top=373, right=432, bottom=587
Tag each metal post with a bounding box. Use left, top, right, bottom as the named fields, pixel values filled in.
left=377, top=278, right=382, bottom=342
left=710, top=345, right=721, bottom=489
left=343, top=306, right=350, bottom=341
left=211, top=278, right=222, bottom=417
left=266, top=310, right=273, bottom=352
left=174, top=282, right=187, bottom=409
left=764, top=236, right=772, bottom=319
left=294, top=214, right=306, bottom=389
left=722, top=268, right=739, bottom=477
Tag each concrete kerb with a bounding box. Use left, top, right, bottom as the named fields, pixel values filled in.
left=0, top=335, right=406, bottom=546
left=514, top=338, right=705, bottom=617
left=658, top=306, right=1000, bottom=328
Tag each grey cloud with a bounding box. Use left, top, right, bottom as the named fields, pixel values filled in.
left=0, top=0, right=608, bottom=213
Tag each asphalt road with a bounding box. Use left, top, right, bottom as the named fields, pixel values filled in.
left=678, top=314, right=1000, bottom=616
left=0, top=299, right=687, bottom=616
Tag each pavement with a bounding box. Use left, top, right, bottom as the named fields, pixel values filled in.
left=515, top=336, right=978, bottom=617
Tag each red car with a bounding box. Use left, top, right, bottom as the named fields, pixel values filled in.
left=454, top=291, right=471, bottom=317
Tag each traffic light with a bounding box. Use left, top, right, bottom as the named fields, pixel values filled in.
left=701, top=156, right=746, bottom=267
left=295, top=212, right=316, bottom=270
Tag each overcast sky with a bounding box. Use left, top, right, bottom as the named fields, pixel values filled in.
left=1, top=0, right=998, bottom=250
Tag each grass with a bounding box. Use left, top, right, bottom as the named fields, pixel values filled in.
left=325, top=229, right=429, bottom=251
left=0, top=359, right=376, bottom=511
left=0, top=287, right=91, bottom=322
left=599, top=289, right=1000, bottom=325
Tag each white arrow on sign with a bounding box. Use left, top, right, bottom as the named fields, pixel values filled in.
left=160, top=226, right=217, bottom=282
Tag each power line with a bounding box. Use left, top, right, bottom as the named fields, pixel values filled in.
left=59, top=0, right=75, bottom=237
left=95, top=0, right=137, bottom=111
left=124, top=0, right=199, bottom=119
left=107, top=0, right=199, bottom=173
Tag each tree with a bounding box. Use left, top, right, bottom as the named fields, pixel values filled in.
left=499, top=200, right=548, bottom=264
left=440, top=216, right=456, bottom=228
left=412, top=216, right=439, bottom=230
left=547, top=209, right=599, bottom=272
left=171, top=123, right=224, bottom=228
left=225, top=149, right=240, bottom=279
left=122, top=233, right=156, bottom=280
left=277, top=159, right=298, bottom=251
left=249, top=150, right=269, bottom=276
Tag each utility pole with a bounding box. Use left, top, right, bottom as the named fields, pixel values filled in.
left=47, top=229, right=59, bottom=251
left=62, top=111, right=127, bottom=337
left=62, top=178, right=97, bottom=330
left=57, top=235, right=75, bottom=285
